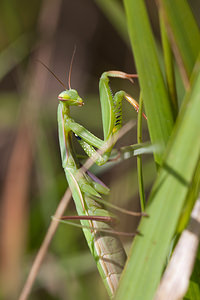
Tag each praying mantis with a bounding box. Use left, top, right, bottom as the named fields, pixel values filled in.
left=41, top=59, right=147, bottom=297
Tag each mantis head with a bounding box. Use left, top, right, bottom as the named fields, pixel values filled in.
left=58, top=47, right=83, bottom=106
left=58, top=89, right=84, bottom=106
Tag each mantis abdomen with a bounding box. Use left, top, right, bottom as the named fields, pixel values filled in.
left=65, top=167, right=127, bottom=297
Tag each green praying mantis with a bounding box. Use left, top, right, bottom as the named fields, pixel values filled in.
left=41, top=58, right=147, bottom=298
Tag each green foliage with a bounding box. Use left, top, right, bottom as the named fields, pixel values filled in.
left=114, top=1, right=200, bottom=299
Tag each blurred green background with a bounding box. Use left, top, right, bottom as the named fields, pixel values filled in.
left=0, top=1, right=199, bottom=299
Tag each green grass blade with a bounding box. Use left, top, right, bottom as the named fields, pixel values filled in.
left=123, top=0, right=174, bottom=166
left=94, top=0, right=129, bottom=45
left=185, top=255, right=200, bottom=299
left=159, top=11, right=178, bottom=117
left=157, top=0, right=200, bottom=83
left=115, top=67, right=200, bottom=300
left=0, top=34, right=31, bottom=81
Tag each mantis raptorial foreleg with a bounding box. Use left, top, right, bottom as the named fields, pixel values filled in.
left=61, top=71, right=147, bottom=167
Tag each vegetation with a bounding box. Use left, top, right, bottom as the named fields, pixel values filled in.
left=0, top=1, right=199, bottom=299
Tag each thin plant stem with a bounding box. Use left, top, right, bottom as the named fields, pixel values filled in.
left=18, top=188, right=72, bottom=300
left=137, top=93, right=145, bottom=211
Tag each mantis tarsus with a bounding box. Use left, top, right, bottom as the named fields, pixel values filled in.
left=42, top=60, right=147, bottom=297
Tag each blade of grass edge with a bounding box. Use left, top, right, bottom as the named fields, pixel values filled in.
left=94, top=0, right=129, bottom=45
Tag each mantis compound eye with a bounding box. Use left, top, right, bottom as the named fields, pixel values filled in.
left=74, top=133, right=82, bottom=140
left=58, top=91, right=70, bottom=101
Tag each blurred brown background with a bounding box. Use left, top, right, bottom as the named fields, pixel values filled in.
left=0, top=0, right=199, bottom=299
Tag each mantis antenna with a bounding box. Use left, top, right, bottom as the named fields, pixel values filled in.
left=38, top=46, right=76, bottom=90
left=37, top=60, right=67, bottom=90
left=68, top=45, right=76, bottom=89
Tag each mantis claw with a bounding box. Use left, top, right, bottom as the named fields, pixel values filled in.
left=124, top=93, right=147, bottom=120
left=106, top=70, right=138, bottom=84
